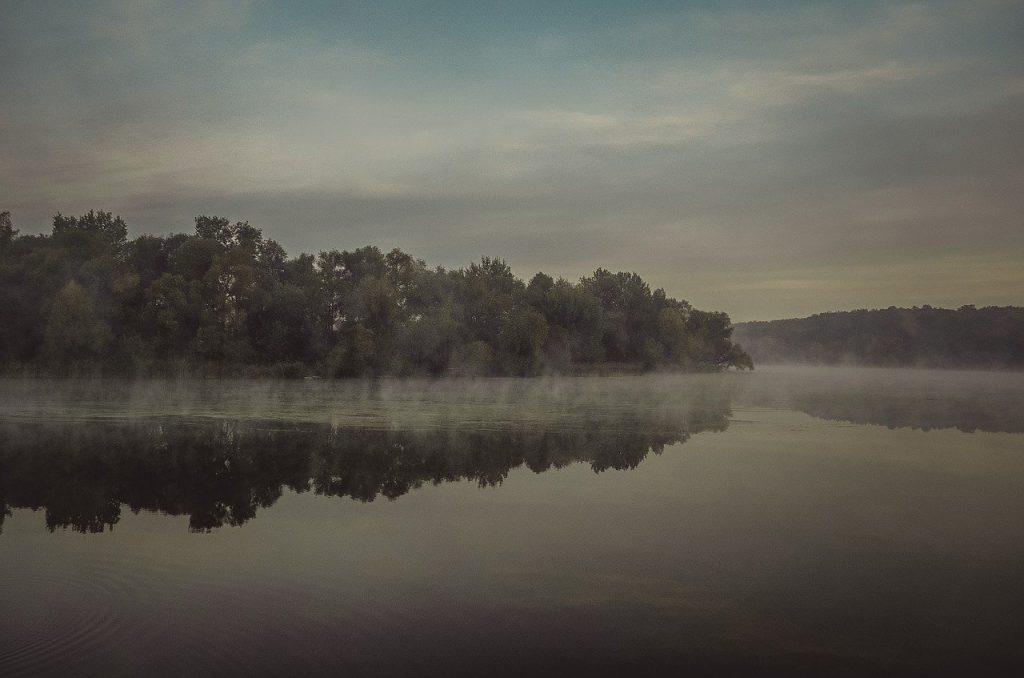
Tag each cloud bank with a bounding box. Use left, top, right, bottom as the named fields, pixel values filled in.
left=2, top=0, right=1021, bottom=319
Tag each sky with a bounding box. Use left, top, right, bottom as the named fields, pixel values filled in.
left=1, top=0, right=1022, bottom=321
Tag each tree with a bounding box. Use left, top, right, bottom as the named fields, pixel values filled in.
left=44, top=281, right=111, bottom=366
left=52, top=210, right=128, bottom=250
left=0, top=211, right=17, bottom=253
left=498, top=306, right=548, bottom=374
left=194, top=215, right=233, bottom=244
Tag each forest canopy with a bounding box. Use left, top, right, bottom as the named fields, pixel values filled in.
left=0, top=210, right=752, bottom=376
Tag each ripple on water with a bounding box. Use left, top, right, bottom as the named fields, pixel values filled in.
left=0, top=544, right=248, bottom=677
left=0, top=553, right=135, bottom=677
left=0, top=531, right=382, bottom=676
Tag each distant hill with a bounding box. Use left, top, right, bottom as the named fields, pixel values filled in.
left=733, top=306, right=1024, bottom=368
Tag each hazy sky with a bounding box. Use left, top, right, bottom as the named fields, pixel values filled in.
left=2, top=0, right=1021, bottom=320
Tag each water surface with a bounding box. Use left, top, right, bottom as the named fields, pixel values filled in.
left=1, top=368, right=1022, bottom=676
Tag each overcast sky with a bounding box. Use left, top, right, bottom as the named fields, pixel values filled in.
left=2, top=0, right=1021, bottom=320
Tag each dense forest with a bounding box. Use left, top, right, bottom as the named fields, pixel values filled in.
left=733, top=306, right=1024, bottom=368
left=0, top=210, right=752, bottom=376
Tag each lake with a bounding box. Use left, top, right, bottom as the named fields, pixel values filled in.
left=1, top=367, right=1022, bottom=676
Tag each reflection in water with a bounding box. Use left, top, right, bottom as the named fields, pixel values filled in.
left=2, top=371, right=1023, bottom=676
left=738, top=367, right=1024, bottom=433
left=3, top=368, right=1023, bottom=535
left=0, top=400, right=730, bottom=534
left=791, top=393, right=1024, bottom=433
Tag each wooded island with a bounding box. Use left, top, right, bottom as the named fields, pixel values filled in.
left=0, top=210, right=752, bottom=376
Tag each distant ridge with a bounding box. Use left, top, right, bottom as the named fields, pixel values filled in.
left=733, top=306, right=1024, bottom=368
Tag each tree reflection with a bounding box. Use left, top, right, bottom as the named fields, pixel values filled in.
left=0, top=398, right=730, bottom=533
left=789, top=392, right=1024, bottom=433
left=736, top=369, right=1024, bottom=433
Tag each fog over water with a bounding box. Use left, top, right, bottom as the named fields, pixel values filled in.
left=4, top=2, right=1021, bottom=672
left=1, top=367, right=1023, bottom=676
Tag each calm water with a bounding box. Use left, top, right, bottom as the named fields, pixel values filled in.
left=1, top=367, right=1022, bottom=676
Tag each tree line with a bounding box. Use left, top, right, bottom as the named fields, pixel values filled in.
left=0, top=210, right=752, bottom=376
left=733, top=306, right=1024, bottom=369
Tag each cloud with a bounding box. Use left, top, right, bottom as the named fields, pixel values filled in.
left=506, top=108, right=739, bottom=149
left=728, top=62, right=929, bottom=104
left=2, top=0, right=1022, bottom=321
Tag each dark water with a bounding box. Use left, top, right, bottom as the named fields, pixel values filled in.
left=1, top=368, right=1022, bottom=676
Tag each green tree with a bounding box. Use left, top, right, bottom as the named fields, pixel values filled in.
left=0, top=211, right=17, bottom=253
left=44, top=281, right=111, bottom=366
